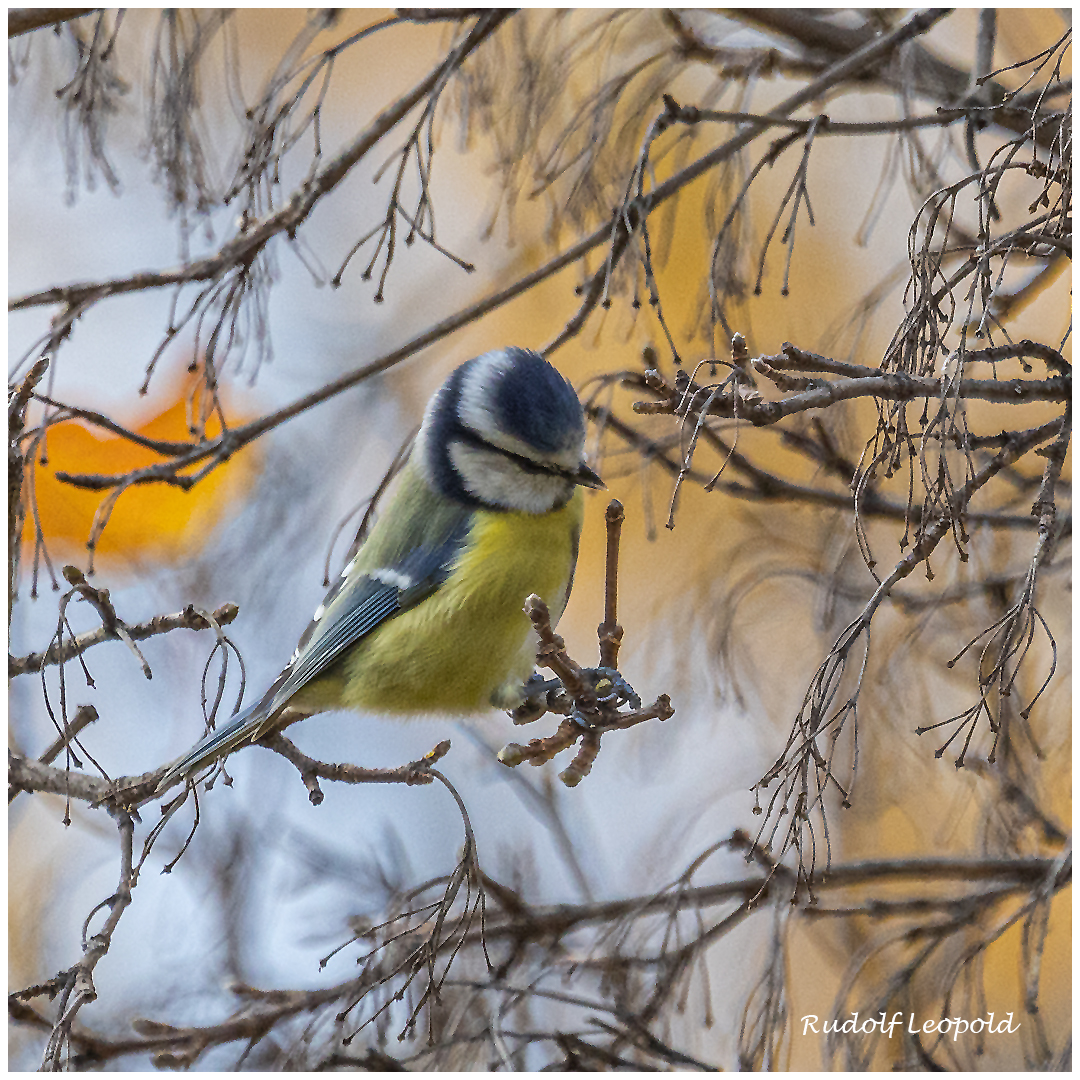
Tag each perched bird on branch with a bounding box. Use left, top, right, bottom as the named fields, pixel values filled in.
left=158, top=347, right=603, bottom=792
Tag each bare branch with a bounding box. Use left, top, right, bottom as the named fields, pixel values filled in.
left=8, top=8, right=97, bottom=37
left=10, top=12, right=510, bottom=314
left=259, top=733, right=450, bottom=806
left=39, top=810, right=137, bottom=1069
left=9, top=602, right=240, bottom=678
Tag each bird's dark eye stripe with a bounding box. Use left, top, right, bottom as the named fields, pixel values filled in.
left=454, top=428, right=572, bottom=480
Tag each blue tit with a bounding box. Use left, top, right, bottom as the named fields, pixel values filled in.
left=158, top=347, right=603, bottom=791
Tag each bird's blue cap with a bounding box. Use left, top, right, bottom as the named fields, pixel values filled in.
left=489, top=347, right=585, bottom=453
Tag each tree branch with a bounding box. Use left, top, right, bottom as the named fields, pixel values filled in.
left=10, top=11, right=510, bottom=314
left=9, top=602, right=239, bottom=677
left=8, top=8, right=97, bottom=37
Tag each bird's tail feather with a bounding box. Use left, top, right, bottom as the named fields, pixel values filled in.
left=156, top=700, right=269, bottom=793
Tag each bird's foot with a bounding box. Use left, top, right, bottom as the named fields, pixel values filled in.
left=510, top=668, right=641, bottom=726
left=585, top=666, right=642, bottom=710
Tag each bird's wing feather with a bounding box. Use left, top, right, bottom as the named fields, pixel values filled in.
left=268, top=528, right=468, bottom=710
left=157, top=495, right=472, bottom=791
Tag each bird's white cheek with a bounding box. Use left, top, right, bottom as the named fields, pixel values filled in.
left=448, top=443, right=568, bottom=513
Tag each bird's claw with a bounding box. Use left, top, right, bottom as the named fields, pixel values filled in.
left=511, top=668, right=640, bottom=727
left=510, top=674, right=562, bottom=724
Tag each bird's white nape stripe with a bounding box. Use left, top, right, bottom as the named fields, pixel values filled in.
left=457, top=351, right=514, bottom=443
left=369, top=568, right=414, bottom=589
left=457, top=353, right=546, bottom=464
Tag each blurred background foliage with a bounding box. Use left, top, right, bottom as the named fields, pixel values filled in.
left=9, top=8, right=1070, bottom=1071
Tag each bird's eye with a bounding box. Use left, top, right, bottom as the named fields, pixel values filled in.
left=515, top=456, right=559, bottom=477
left=455, top=430, right=567, bottom=480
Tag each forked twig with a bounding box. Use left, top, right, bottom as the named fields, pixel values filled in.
left=499, top=501, right=673, bottom=786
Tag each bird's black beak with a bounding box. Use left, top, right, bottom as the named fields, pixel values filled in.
left=573, top=462, right=606, bottom=489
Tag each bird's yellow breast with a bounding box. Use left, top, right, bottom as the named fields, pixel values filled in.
left=304, top=490, right=583, bottom=716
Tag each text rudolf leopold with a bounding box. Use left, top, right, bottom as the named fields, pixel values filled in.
left=801, top=1012, right=1018, bottom=1041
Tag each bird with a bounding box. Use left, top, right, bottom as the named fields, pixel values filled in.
left=157, top=347, right=604, bottom=793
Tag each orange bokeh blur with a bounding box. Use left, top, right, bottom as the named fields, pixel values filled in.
left=25, top=372, right=259, bottom=568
